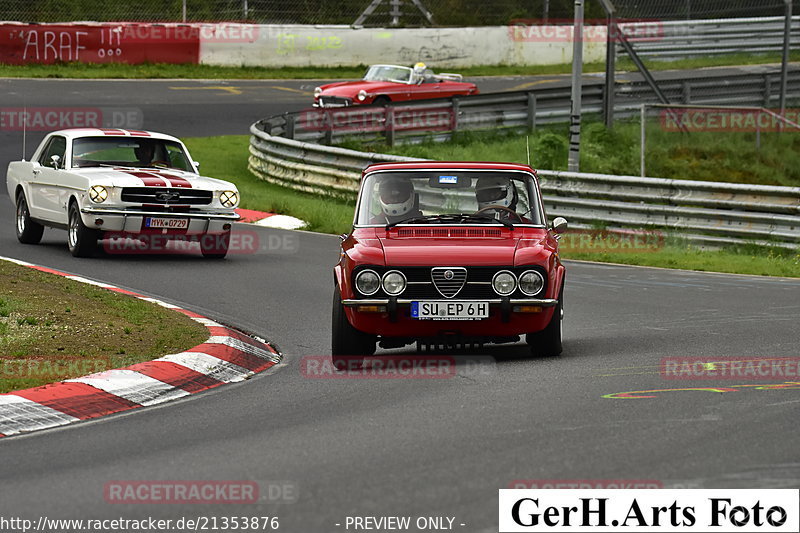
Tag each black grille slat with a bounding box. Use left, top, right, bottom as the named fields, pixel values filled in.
left=121, top=187, right=212, bottom=205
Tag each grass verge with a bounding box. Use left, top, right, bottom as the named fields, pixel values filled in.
left=0, top=261, right=209, bottom=393
left=0, top=53, right=797, bottom=79
left=184, top=134, right=800, bottom=278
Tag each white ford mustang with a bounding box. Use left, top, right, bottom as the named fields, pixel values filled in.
left=7, top=128, right=241, bottom=258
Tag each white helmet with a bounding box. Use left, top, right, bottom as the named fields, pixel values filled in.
left=379, top=178, right=415, bottom=219
left=475, top=176, right=517, bottom=210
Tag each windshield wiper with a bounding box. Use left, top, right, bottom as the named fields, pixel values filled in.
left=386, top=213, right=514, bottom=230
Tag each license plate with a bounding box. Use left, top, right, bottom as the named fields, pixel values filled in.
left=145, top=217, right=188, bottom=229
left=411, top=301, right=489, bottom=321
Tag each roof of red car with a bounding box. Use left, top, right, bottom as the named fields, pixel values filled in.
left=364, top=161, right=536, bottom=173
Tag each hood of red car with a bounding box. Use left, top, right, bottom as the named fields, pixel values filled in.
left=319, top=80, right=403, bottom=97
left=376, top=231, right=547, bottom=266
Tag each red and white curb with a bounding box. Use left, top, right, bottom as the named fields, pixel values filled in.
left=236, top=208, right=307, bottom=230
left=0, top=256, right=282, bottom=438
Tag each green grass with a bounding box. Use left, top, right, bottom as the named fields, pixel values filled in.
left=183, top=135, right=356, bottom=234
left=184, top=134, right=800, bottom=278
left=1, top=53, right=798, bottom=79
left=0, top=261, right=209, bottom=393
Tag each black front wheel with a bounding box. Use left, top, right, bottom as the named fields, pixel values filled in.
left=526, top=298, right=563, bottom=357
left=15, top=192, right=44, bottom=244
left=67, top=203, right=99, bottom=258
left=331, top=288, right=376, bottom=369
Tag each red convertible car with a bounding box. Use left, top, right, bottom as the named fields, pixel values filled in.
left=314, top=63, right=479, bottom=108
left=332, top=161, right=568, bottom=366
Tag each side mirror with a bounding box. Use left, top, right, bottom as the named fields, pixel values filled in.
left=50, top=154, right=61, bottom=169
left=193, top=161, right=200, bottom=169
left=552, top=217, right=568, bottom=234
left=339, top=233, right=349, bottom=243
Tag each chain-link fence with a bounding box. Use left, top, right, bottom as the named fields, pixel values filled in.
left=14, top=0, right=800, bottom=26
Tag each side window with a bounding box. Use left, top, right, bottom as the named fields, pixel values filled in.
left=38, top=136, right=67, bottom=168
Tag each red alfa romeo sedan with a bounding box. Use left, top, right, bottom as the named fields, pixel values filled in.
left=332, top=161, right=567, bottom=366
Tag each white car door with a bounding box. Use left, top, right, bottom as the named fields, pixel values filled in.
left=29, top=135, right=68, bottom=223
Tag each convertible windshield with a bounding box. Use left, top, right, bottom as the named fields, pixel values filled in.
left=71, top=137, right=194, bottom=172
left=356, top=170, right=544, bottom=226
left=363, top=65, right=413, bottom=84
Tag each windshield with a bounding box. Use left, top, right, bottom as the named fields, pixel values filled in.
left=71, top=137, right=194, bottom=172
left=356, top=170, right=544, bottom=227
left=363, top=65, right=413, bottom=84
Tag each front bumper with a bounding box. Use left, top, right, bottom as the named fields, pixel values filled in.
left=342, top=297, right=558, bottom=338
left=80, top=207, right=240, bottom=233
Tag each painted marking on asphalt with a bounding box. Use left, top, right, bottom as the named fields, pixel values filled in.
left=169, top=86, right=243, bottom=95
left=265, top=85, right=313, bottom=95
left=603, top=381, right=800, bottom=399
left=508, top=78, right=560, bottom=91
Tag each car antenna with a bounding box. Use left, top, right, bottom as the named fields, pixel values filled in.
left=525, top=135, right=531, bottom=166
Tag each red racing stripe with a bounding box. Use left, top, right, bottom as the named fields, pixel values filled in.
left=124, top=171, right=168, bottom=187
left=13, top=382, right=140, bottom=419
left=160, top=172, right=192, bottom=189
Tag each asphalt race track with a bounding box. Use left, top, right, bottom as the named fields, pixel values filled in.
left=0, top=76, right=799, bottom=532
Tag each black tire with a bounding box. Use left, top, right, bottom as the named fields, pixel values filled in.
left=331, top=287, right=376, bottom=369
left=372, top=96, right=391, bottom=106
left=200, top=231, right=230, bottom=259
left=15, top=192, right=44, bottom=245
left=526, top=298, right=563, bottom=357
left=67, top=202, right=99, bottom=258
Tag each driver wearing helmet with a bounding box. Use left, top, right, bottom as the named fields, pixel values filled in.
left=373, top=177, right=422, bottom=224
left=475, top=176, right=526, bottom=222
left=412, top=62, right=429, bottom=84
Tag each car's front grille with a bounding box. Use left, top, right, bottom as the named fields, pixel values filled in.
left=431, top=267, right=467, bottom=297
left=318, top=96, right=352, bottom=107
left=121, top=187, right=212, bottom=205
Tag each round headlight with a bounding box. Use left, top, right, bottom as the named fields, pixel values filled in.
left=314, top=86, right=322, bottom=98
left=357, top=90, right=367, bottom=101
left=220, top=190, right=238, bottom=208
left=355, top=270, right=380, bottom=296
left=382, top=270, right=406, bottom=296
left=519, top=270, right=545, bottom=296
left=492, top=270, right=517, bottom=296
left=88, top=185, right=108, bottom=203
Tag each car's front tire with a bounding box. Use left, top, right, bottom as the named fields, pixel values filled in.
left=15, top=192, right=44, bottom=245
left=200, top=231, right=230, bottom=259
left=331, top=287, right=376, bottom=369
left=526, top=297, right=563, bottom=357
left=67, top=202, right=99, bottom=258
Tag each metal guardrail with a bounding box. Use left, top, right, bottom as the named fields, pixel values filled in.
left=249, top=68, right=800, bottom=249
left=619, top=16, right=800, bottom=60
left=249, top=122, right=800, bottom=249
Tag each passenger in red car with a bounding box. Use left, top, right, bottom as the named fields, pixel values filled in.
left=372, top=178, right=423, bottom=224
